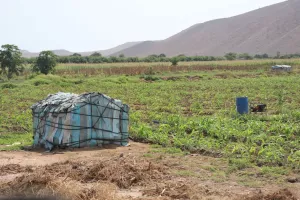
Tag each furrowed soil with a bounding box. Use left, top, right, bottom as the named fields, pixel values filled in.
left=0, top=142, right=299, bottom=200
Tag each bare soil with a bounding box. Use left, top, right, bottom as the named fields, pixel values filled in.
left=0, top=142, right=299, bottom=200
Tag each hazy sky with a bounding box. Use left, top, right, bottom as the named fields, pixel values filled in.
left=0, top=0, right=285, bottom=52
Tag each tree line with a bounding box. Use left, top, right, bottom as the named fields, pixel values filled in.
left=1, top=44, right=300, bottom=80
left=23, top=52, right=300, bottom=64
left=1, top=44, right=57, bottom=79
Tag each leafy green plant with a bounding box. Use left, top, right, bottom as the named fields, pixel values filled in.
left=288, top=150, right=300, bottom=169
left=32, top=78, right=51, bottom=86
left=1, top=83, right=18, bottom=89
left=143, top=75, right=160, bottom=81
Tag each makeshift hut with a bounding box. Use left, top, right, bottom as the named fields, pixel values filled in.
left=31, top=92, right=129, bottom=150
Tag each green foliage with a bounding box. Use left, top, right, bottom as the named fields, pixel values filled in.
left=72, top=53, right=81, bottom=57
left=33, top=51, right=57, bottom=74
left=0, top=44, right=24, bottom=79
left=238, top=53, right=253, bottom=60
left=22, top=52, right=300, bottom=64
left=260, top=166, right=289, bottom=177
left=228, top=158, right=252, bottom=172
left=0, top=69, right=300, bottom=171
left=90, top=52, right=102, bottom=57
left=0, top=133, right=32, bottom=151
left=254, top=54, right=269, bottom=59
left=170, top=57, right=178, bottom=66
left=144, top=67, right=155, bottom=75
left=73, top=79, right=84, bottom=84
left=1, top=83, right=18, bottom=89
left=225, top=52, right=237, bottom=60
left=32, top=78, right=51, bottom=86
left=142, top=75, right=160, bottom=81
left=288, top=151, right=300, bottom=169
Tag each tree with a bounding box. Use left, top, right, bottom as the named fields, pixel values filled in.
left=238, top=53, right=253, bottom=60
left=224, top=52, right=237, bottom=60
left=72, top=53, right=81, bottom=57
left=119, top=54, right=125, bottom=58
left=254, top=54, right=262, bottom=59
left=159, top=53, right=166, bottom=58
left=0, top=44, right=24, bottom=79
left=33, top=51, right=57, bottom=74
left=170, top=57, right=178, bottom=66
left=109, top=56, right=118, bottom=63
left=90, top=52, right=102, bottom=57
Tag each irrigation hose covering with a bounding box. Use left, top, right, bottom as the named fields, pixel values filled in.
left=31, top=92, right=129, bottom=150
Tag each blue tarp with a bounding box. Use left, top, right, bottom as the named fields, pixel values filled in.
left=31, top=92, right=129, bottom=150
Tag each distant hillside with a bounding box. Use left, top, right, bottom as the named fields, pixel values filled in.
left=79, top=42, right=142, bottom=56
left=21, top=50, right=39, bottom=58
left=112, top=0, right=300, bottom=57
left=21, top=42, right=142, bottom=58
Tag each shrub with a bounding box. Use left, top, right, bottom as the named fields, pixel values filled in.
left=144, top=75, right=160, bottom=81
left=33, top=78, right=51, bottom=86
left=73, top=79, right=84, bottom=84
left=1, top=83, right=18, bottom=89
left=170, top=57, right=178, bottom=66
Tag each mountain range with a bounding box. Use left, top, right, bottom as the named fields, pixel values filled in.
left=21, top=42, right=142, bottom=58
left=22, top=0, right=300, bottom=58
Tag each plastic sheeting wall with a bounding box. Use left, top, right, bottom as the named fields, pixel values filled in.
left=32, top=92, right=129, bottom=150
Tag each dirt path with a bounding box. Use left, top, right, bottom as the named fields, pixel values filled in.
left=0, top=142, right=148, bottom=166
left=0, top=142, right=299, bottom=200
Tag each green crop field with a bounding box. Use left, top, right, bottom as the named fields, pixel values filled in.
left=1, top=64, right=300, bottom=176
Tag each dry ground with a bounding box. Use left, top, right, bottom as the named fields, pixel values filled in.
left=0, top=142, right=299, bottom=200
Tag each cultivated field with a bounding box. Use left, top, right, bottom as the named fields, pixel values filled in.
left=0, top=61, right=300, bottom=199
left=21, top=58, right=300, bottom=76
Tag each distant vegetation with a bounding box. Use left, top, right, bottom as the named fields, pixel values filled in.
left=0, top=44, right=25, bottom=79
left=1, top=44, right=300, bottom=79
left=1, top=44, right=300, bottom=66
left=32, top=51, right=57, bottom=75
left=0, top=44, right=59, bottom=79
left=22, top=49, right=300, bottom=64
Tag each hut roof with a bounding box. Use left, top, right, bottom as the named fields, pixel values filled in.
left=31, top=92, right=115, bottom=113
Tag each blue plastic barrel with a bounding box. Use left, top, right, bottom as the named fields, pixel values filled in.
left=236, top=97, right=249, bottom=114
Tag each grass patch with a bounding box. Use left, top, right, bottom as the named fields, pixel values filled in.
left=228, top=158, right=253, bottom=173
left=211, top=171, right=227, bottom=182
left=1, top=83, right=18, bottom=89
left=150, top=144, right=162, bottom=148
left=0, top=133, right=32, bottom=151
left=259, top=166, right=289, bottom=177
left=150, top=146, right=186, bottom=156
